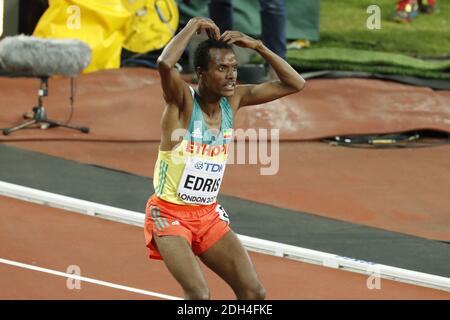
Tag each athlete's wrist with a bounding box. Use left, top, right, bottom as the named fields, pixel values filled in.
left=253, top=40, right=265, bottom=52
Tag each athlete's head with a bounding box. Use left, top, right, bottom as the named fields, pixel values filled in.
left=194, top=38, right=237, bottom=97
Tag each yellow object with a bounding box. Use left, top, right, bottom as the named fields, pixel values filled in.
left=0, top=0, right=4, bottom=37
left=121, top=0, right=179, bottom=54
left=33, top=0, right=131, bottom=73
left=287, top=39, right=310, bottom=50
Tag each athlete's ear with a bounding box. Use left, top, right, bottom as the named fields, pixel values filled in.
left=196, top=66, right=205, bottom=79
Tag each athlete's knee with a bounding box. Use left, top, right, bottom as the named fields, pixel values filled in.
left=238, top=283, right=266, bottom=300
left=184, top=285, right=211, bottom=300
left=251, top=284, right=266, bottom=300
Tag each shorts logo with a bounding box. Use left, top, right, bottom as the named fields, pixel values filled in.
left=150, top=206, right=170, bottom=231
left=215, top=204, right=230, bottom=225
left=171, top=220, right=180, bottom=226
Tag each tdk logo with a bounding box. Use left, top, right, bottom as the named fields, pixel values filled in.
left=205, top=162, right=224, bottom=173
left=194, top=161, right=224, bottom=173
left=194, top=161, right=204, bottom=170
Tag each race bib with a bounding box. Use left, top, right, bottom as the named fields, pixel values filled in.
left=177, top=157, right=226, bottom=205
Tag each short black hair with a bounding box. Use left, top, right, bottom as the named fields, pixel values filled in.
left=193, top=39, right=234, bottom=70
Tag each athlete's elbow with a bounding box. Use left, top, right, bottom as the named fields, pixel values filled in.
left=293, top=78, right=306, bottom=92
left=285, top=77, right=306, bottom=93
left=157, top=57, right=171, bottom=72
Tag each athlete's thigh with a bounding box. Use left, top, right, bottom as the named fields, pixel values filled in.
left=153, top=233, right=207, bottom=291
left=198, top=230, right=261, bottom=292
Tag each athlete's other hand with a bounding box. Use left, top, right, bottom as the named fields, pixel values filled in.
left=188, top=17, right=220, bottom=40
left=220, top=31, right=263, bottom=50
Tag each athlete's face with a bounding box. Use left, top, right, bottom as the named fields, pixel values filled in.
left=199, top=48, right=237, bottom=97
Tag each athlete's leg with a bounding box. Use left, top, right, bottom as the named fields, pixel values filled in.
left=259, top=0, right=286, bottom=60
left=198, top=230, right=266, bottom=300
left=153, top=233, right=210, bottom=300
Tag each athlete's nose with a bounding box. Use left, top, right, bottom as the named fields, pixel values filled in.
left=226, top=68, right=236, bottom=79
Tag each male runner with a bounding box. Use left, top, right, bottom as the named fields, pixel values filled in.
left=144, top=17, right=305, bottom=300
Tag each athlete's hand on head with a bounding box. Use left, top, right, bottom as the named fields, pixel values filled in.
left=188, top=17, right=221, bottom=40
left=220, top=31, right=263, bottom=50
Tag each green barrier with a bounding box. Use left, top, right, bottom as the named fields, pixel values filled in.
left=250, top=47, right=450, bottom=80
left=288, top=48, right=450, bottom=71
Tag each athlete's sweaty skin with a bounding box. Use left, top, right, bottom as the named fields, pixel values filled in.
left=151, top=17, right=305, bottom=300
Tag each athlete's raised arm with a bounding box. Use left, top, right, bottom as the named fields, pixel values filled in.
left=157, top=17, right=221, bottom=108
left=221, top=31, right=306, bottom=109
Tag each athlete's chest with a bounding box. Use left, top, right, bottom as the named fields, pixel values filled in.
left=201, top=110, right=222, bottom=132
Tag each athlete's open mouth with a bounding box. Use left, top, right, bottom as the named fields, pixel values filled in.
left=224, top=82, right=236, bottom=90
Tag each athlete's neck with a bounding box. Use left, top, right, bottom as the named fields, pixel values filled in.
left=197, top=84, right=221, bottom=118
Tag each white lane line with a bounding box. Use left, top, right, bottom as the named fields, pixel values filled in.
left=0, top=258, right=182, bottom=300
left=1, top=180, right=449, bottom=292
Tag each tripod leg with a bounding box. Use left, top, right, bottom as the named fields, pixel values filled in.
left=45, top=120, right=90, bottom=134
left=23, top=112, right=34, bottom=120
left=3, top=119, right=37, bottom=135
